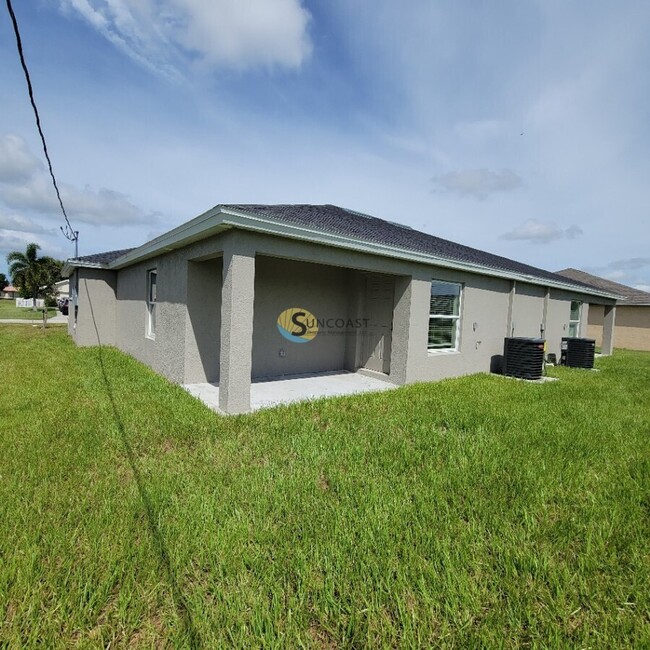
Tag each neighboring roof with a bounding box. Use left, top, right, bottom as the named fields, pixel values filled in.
left=63, top=204, right=617, bottom=299
left=2, top=285, right=17, bottom=293
left=557, top=268, right=650, bottom=305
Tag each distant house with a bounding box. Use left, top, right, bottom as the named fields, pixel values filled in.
left=63, top=204, right=618, bottom=414
left=53, top=279, right=69, bottom=298
left=0, top=285, right=18, bottom=300
left=557, top=268, right=650, bottom=352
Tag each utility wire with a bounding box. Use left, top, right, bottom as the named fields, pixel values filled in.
left=5, top=0, right=78, bottom=252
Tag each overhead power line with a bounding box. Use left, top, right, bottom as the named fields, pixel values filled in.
left=5, top=0, right=79, bottom=256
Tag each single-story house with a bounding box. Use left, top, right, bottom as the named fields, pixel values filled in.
left=37, top=279, right=69, bottom=302
left=0, top=285, right=18, bottom=300
left=63, top=204, right=618, bottom=414
left=53, top=279, right=70, bottom=298
left=557, top=268, right=650, bottom=352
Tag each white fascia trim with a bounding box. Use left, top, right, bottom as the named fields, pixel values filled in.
left=109, top=205, right=226, bottom=269
left=97, top=205, right=618, bottom=300
left=62, top=260, right=105, bottom=277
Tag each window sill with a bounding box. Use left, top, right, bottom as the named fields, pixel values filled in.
left=427, top=348, right=460, bottom=357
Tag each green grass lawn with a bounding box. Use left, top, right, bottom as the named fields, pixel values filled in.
left=0, top=300, right=57, bottom=320
left=1, top=326, right=649, bottom=648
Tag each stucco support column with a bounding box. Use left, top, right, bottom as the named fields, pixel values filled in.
left=390, top=270, right=430, bottom=385
left=601, top=304, right=616, bottom=356
left=580, top=301, right=590, bottom=338
left=219, top=242, right=256, bottom=414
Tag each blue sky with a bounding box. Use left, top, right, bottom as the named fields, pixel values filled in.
left=1, top=0, right=649, bottom=289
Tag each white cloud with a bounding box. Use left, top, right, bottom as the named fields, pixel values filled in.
left=587, top=258, right=650, bottom=289
left=0, top=134, right=43, bottom=183
left=60, top=0, right=312, bottom=76
left=0, top=134, right=159, bottom=227
left=65, top=186, right=156, bottom=226
left=634, top=284, right=650, bottom=292
left=431, top=168, right=523, bottom=199
left=0, top=231, right=67, bottom=260
left=501, top=219, right=583, bottom=244
left=0, top=176, right=155, bottom=226
left=0, top=235, right=74, bottom=264
left=0, top=230, right=33, bottom=255
left=604, top=270, right=628, bottom=281
left=606, top=257, right=650, bottom=271
left=0, top=212, right=54, bottom=235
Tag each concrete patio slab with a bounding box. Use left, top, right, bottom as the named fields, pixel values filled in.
left=183, top=370, right=397, bottom=413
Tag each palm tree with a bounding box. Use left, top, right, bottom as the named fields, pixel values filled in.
left=7, top=243, right=62, bottom=308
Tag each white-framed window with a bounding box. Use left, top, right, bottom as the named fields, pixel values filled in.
left=568, top=300, right=582, bottom=338
left=146, top=269, right=157, bottom=339
left=428, top=280, right=462, bottom=351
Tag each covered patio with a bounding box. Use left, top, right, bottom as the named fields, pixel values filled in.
left=185, top=242, right=412, bottom=414
left=183, top=369, right=397, bottom=413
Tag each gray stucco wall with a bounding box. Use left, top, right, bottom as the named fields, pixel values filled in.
left=115, top=251, right=189, bottom=383
left=402, top=269, right=512, bottom=383
left=545, top=290, right=593, bottom=357
left=115, top=258, right=160, bottom=375
left=185, top=259, right=221, bottom=383
left=231, top=233, right=523, bottom=386
left=115, top=238, right=225, bottom=384
left=252, top=256, right=351, bottom=378
left=511, top=283, right=545, bottom=338
left=344, top=271, right=366, bottom=372
left=69, top=226, right=617, bottom=413
left=545, top=290, right=572, bottom=357
left=73, top=268, right=117, bottom=347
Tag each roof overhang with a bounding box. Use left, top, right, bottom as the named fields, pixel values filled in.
left=62, top=260, right=104, bottom=276
left=63, top=205, right=621, bottom=300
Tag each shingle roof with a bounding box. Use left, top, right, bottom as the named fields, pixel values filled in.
left=224, top=204, right=596, bottom=289
left=70, top=248, right=136, bottom=266
left=66, top=205, right=612, bottom=296
left=556, top=268, right=650, bottom=305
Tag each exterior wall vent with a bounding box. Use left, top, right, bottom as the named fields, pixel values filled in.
left=503, top=337, right=545, bottom=380
left=561, top=337, right=596, bottom=369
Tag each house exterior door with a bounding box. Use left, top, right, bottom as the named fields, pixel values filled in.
left=362, top=275, right=394, bottom=374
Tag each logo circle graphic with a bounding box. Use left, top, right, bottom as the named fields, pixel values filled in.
left=277, top=307, right=318, bottom=343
